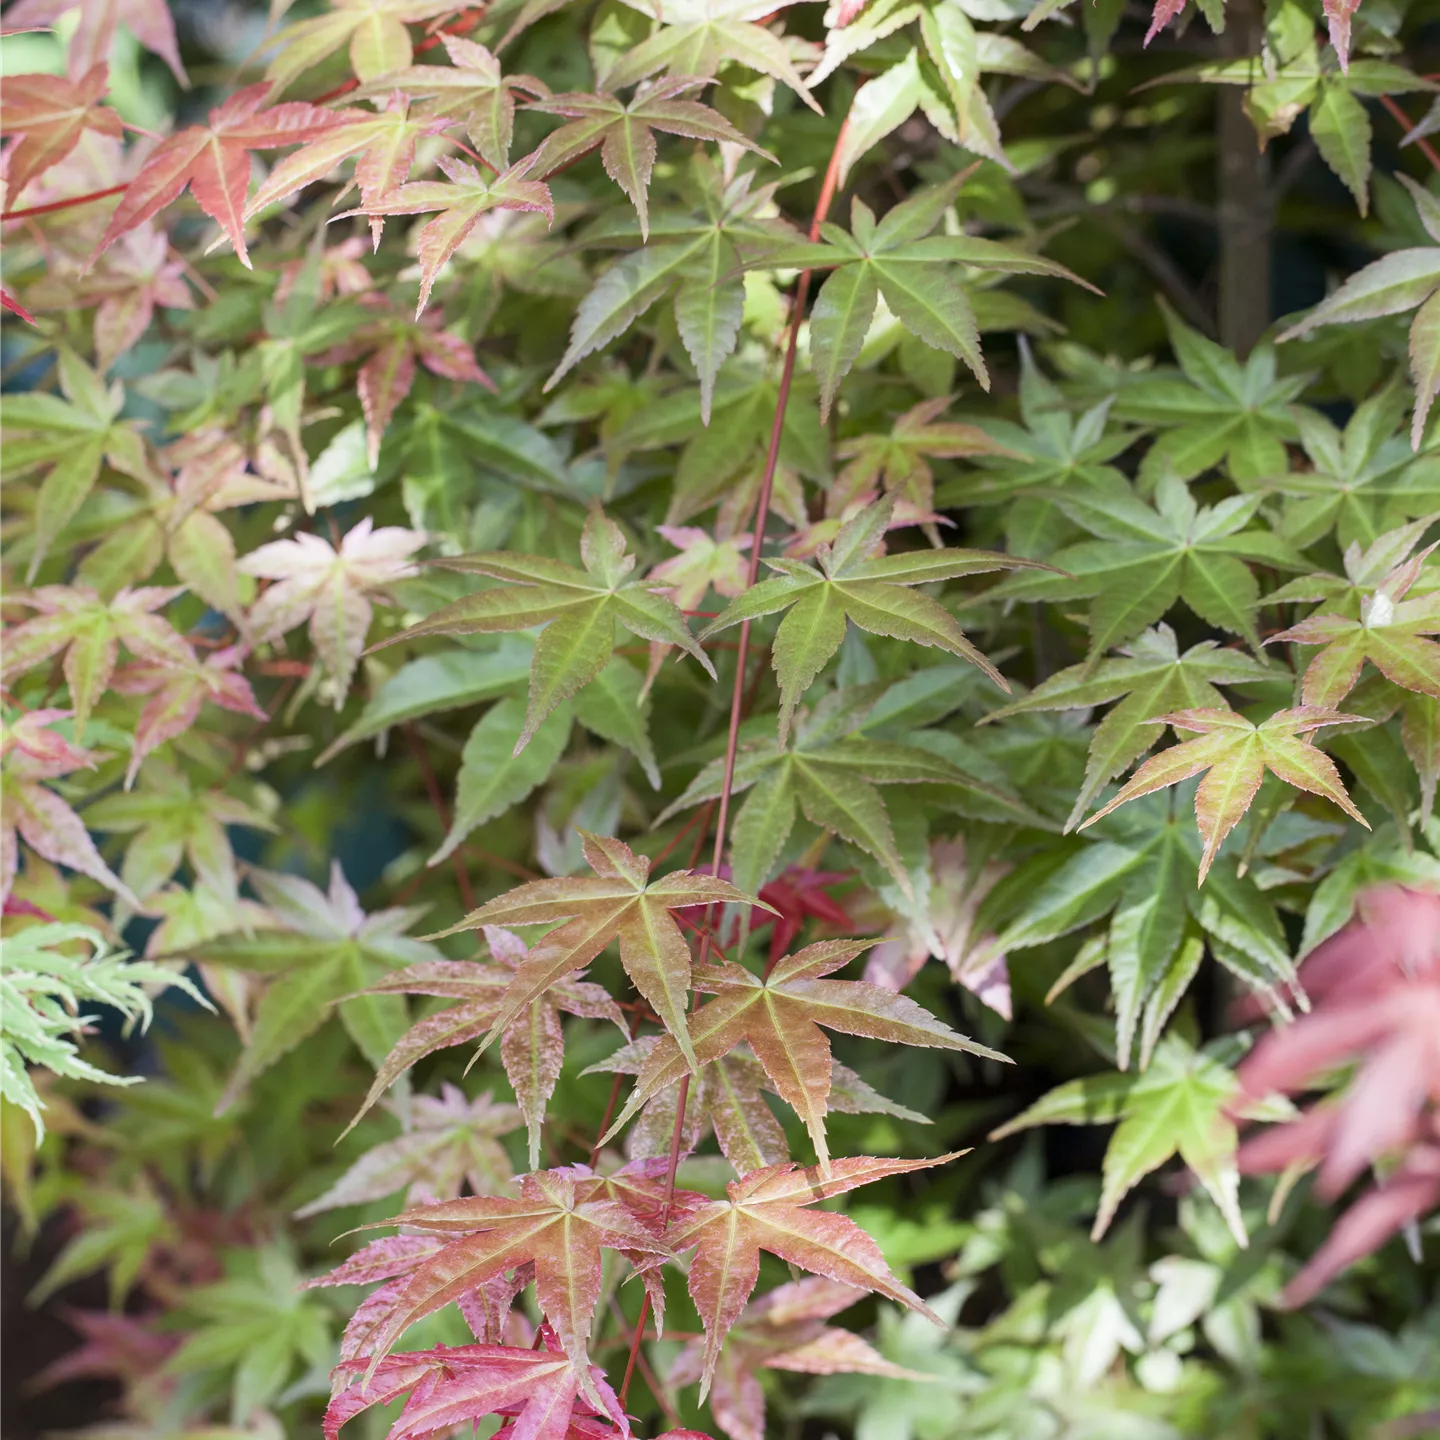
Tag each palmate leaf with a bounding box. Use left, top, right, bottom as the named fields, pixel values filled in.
left=744, top=176, right=1096, bottom=417
left=349, top=34, right=550, bottom=168
left=1081, top=707, right=1370, bottom=882
left=348, top=923, right=625, bottom=1166
left=1271, top=541, right=1440, bottom=707
left=373, top=506, right=715, bottom=750
left=990, top=1034, right=1256, bottom=1245
left=659, top=684, right=1044, bottom=898
left=701, top=494, right=1052, bottom=744
left=548, top=163, right=798, bottom=419
left=0, top=64, right=122, bottom=195
left=664, top=1153, right=960, bottom=1397
left=527, top=78, right=775, bottom=240
left=992, top=785, right=1296, bottom=1068
left=263, top=0, right=461, bottom=96
left=426, top=833, right=767, bottom=1072
left=185, top=863, right=441, bottom=1110
left=991, top=473, right=1311, bottom=662
left=90, top=82, right=346, bottom=267
left=325, top=1335, right=628, bottom=1440
left=345, top=154, right=555, bottom=315
left=602, top=938, right=1006, bottom=1169
left=354, top=1167, right=674, bottom=1381
left=1279, top=176, right=1440, bottom=447
left=980, top=624, right=1279, bottom=831
left=600, top=0, right=822, bottom=111
left=1249, top=381, right=1440, bottom=550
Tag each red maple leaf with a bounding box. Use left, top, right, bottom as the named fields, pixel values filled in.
left=91, top=83, right=347, bottom=267
left=325, top=1333, right=629, bottom=1440
left=0, top=64, right=123, bottom=195
left=1234, top=883, right=1440, bottom=1305
left=3, top=0, right=187, bottom=86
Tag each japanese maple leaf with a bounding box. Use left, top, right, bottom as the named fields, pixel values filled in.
left=348, top=154, right=554, bottom=314
left=1, top=288, right=36, bottom=324
left=601, top=0, right=821, bottom=112
left=4, top=0, right=187, bottom=85
left=29, top=1307, right=178, bottom=1398
left=663, top=1154, right=955, bottom=1395
left=349, top=923, right=625, bottom=1166
left=1264, top=515, right=1440, bottom=620
left=527, top=79, right=774, bottom=240
left=833, top=396, right=1016, bottom=516
left=1271, top=542, right=1440, bottom=708
left=1235, top=883, right=1440, bottom=1305
left=338, top=311, right=495, bottom=467
left=990, top=1033, right=1275, bottom=1246
left=428, top=832, right=764, bottom=1073
left=187, top=862, right=443, bottom=1108
left=264, top=0, right=462, bottom=97
left=746, top=179, right=1096, bottom=416
left=325, top=1335, right=628, bottom=1440
left=660, top=682, right=1042, bottom=898
left=80, top=224, right=195, bottom=374
left=701, top=494, right=1048, bottom=744
left=991, top=472, right=1312, bottom=662
left=751, top=865, right=854, bottom=963
left=91, top=83, right=347, bottom=267
left=3, top=349, right=155, bottom=578
left=356, top=1169, right=672, bottom=1378
left=375, top=506, right=716, bottom=748
left=648, top=526, right=751, bottom=613
left=297, top=1085, right=522, bottom=1217
left=244, top=96, right=443, bottom=250
left=669, top=1278, right=923, bottom=1440
left=112, top=643, right=266, bottom=787
left=591, top=1034, right=926, bottom=1175
left=980, top=623, right=1279, bottom=831
left=351, top=34, right=549, bottom=168
left=604, top=938, right=1005, bottom=1169
left=239, top=516, right=426, bottom=706
left=0, top=65, right=122, bottom=195
left=865, top=836, right=1012, bottom=1018
left=1, top=584, right=193, bottom=738
left=0, top=710, right=135, bottom=907
left=1081, top=707, right=1369, bottom=882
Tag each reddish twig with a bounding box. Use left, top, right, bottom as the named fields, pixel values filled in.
left=1, top=184, right=126, bottom=221
left=1380, top=95, right=1440, bottom=175
left=615, top=117, right=852, bottom=1411
left=404, top=722, right=476, bottom=911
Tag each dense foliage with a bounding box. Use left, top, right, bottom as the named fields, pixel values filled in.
left=2, top=0, right=1440, bottom=1436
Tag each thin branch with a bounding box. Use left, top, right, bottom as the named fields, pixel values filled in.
left=1380, top=95, right=1440, bottom=176
left=2, top=184, right=126, bottom=221
left=404, top=722, right=476, bottom=911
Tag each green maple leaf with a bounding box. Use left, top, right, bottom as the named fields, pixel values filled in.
left=527, top=78, right=775, bottom=240
left=992, top=472, right=1311, bottom=660
left=374, top=505, right=714, bottom=752
left=85, top=759, right=272, bottom=903
left=1246, top=381, right=1440, bottom=551
left=1080, top=707, right=1370, bottom=881
left=1278, top=175, right=1440, bottom=448
left=659, top=681, right=1045, bottom=897
left=992, top=785, right=1295, bottom=1068
left=937, top=340, right=1140, bottom=509
left=547, top=162, right=798, bottom=419
left=1111, top=300, right=1306, bottom=483
left=981, top=624, right=1280, bottom=831
left=1263, top=515, right=1440, bottom=618
left=1, top=352, right=155, bottom=579
left=990, top=1033, right=1272, bottom=1245
left=263, top=0, right=460, bottom=96
left=599, top=0, right=821, bottom=110
left=701, top=495, right=1051, bottom=744
left=188, top=863, right=441, bottom=1111
left=426, top=832, right=765, bottom=1073
left=608, top=363, right=829, bottom=525
left=1272, top=541, right=1440, bottom=707
left=745, top=176, right=1096, bottom=418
